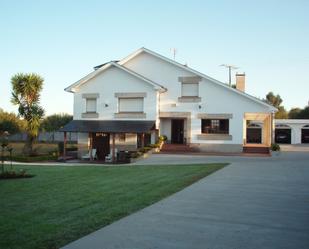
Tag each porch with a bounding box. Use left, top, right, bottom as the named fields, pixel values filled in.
left=60, top=120, right=156, bottom=163
left=243, top=112, right=273, bottom=153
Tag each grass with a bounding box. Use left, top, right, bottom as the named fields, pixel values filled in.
left=0, top=163, right=226, bottom=249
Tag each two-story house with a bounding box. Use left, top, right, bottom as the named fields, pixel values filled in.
left=61, top=48, right=277, bottom=160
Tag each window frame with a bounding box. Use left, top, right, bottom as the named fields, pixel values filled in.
left=85, top=98, right=97, bottom=113
left=118, top=97, right=144, bottom=113
left=201, top=119, right=229, bottom=134
left=181, top=82, right=199, bottom=97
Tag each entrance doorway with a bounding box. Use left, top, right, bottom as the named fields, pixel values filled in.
left=246, top=126, right=262, bottom=144
left=171, top=119, right=184, bottom=144
left=92, top=133, right=110, bottom=160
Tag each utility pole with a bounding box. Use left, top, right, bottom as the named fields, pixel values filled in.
left=220, top=64, right=239, bottom=86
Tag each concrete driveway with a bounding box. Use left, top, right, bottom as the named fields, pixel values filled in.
left=62, top=151, right=309, bottom=249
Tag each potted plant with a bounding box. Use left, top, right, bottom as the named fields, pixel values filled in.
left=271, top=143, right=281, bottom=156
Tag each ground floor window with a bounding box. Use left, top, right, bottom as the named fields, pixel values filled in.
left=201, top=119, right=229, bottom=134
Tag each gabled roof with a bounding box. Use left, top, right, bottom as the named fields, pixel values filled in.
left=65, top=61, right=166, bottom=93
left=119, top=47, right=277, bottom=112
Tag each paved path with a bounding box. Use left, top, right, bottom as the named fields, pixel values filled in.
left=62, top=152, right=309, bottom=249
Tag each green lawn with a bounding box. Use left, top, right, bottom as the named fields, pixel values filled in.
left=0, top=164, right=226, bottom=249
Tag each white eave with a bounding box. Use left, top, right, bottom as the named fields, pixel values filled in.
left=119, top=47, right=277, bottom=112
left=64, top=61, right=167, bottom=93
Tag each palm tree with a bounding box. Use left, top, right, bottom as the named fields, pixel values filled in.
left=11, top=73, right=45, bottom=155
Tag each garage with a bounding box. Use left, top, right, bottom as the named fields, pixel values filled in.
left=301, top=125, right=309, bottom=143
left=275, top=129, right=291, bottom=144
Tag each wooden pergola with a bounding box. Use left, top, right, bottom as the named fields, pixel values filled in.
left=60, top=120, right=155, bottom=163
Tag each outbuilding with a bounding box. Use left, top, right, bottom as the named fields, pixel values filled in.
left=275, top=119, right=309, bottom=144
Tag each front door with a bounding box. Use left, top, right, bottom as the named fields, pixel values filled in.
left=246, top=128, right=262, bottom=144
left=92, top=133, right=110, bottom=160
left=171, top=119, right=184, bottom=144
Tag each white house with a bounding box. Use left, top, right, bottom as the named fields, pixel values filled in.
left=61, top=48, right=277, bottom=160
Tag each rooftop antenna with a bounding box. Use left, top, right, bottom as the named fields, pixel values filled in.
left=170, top=48, right=177, bottom=60
left=220, top=64, right=239, bottom=86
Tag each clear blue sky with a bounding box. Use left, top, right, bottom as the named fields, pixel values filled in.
left=1, top=0, right=308, bottom=115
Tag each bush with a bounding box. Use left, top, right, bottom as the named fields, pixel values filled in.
left=3, top=154, right=57, bottom=162
left=130, top=151, right=143, bottom=158
left=159, top=135, right=167, bottom=141
left=58, top=142, right=64, bottom=153
left=271, top=143, right=280, bottom=151
left=139, top=146, right=152, bottom=153
left=149, top=143, right=161, bottom=148
left=0, top=169, right=34, bottom=179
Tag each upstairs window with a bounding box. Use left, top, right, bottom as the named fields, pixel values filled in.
left=201, top=119, right=229, bottom=134
left=118, top=98, right=143, bottom=113
left=86, top=98, right=97, bottom=113
left=182, top=83, right=199, bottom=97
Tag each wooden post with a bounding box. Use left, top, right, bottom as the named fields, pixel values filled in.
left=112, top=133, right=116, bottom=163
left=63, top=132, right=67, bottom=162
left=89, top=133, right=93, bottom=161
left=141, top=133, right=145, bottom=148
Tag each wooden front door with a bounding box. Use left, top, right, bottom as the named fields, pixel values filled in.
left=171, top=119, right=184, bottom=144
left=92, top=133, right=110, bottom=160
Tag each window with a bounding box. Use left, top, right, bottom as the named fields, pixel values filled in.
left=86, top=98, right=97, bottom=113
left=201, top=119, right=229, bottom=134
left=119, top=98, right=143, bottom=113
left=182, top=83, right=198, bottom=97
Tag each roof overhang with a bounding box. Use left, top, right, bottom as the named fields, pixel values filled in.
left=59, top=120, right=156, bottom=133
left=64, top=61, right=166, bottom=93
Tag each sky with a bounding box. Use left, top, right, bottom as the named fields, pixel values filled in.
left=0, top=0, right=308, bottom=115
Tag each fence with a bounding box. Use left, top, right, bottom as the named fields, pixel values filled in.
left=9, top=132, right=77, bottom=143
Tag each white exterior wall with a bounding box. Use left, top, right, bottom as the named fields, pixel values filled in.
left=160, top=119, right=172, bottom=140
left=124, top=52, right=272, bottom=146
left=73, top=66, right=158, bottom=121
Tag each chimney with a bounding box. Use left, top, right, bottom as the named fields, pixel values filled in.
left=236, top=73, right=245, bottom=92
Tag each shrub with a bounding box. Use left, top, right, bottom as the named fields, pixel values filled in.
left=3, top=154, right=57, bottom=162
left=271, top=143, right=280, bottom=151
left=130, top=151, right=143, bottom=158
left=158, top=135, right=167, bottom=141
left=58, top=142, right=64, bottom=153
left=0, top=169, right=34, bottom=179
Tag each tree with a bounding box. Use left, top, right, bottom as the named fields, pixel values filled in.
left=264, top=92, right=287, bottom=119
left=11, top=73, right=45, bottom=155
left=41, top=113, right=73, bottom=132
left=275, top=106, right=288, bottom=119
left=288, top=108, right=302, bottom=119
left=265, top=92, right=283, bottom=108
left=295, top=106, right=309, bottom=119
left=0, top=109, right=25, bottom=134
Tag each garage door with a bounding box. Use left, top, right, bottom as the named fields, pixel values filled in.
left=301, top=129, right=309, bottom=143
left=275, top=129, right=291, bottom=144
